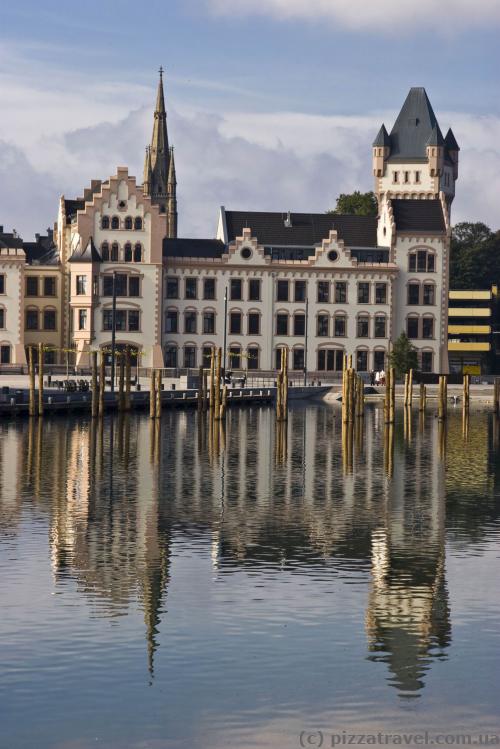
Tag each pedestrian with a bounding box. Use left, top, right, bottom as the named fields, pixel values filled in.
left=370, top=370, right=375, bottom=386
left=380, top=369, right=386, bottom=386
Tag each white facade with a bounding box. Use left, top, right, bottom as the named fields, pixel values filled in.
left=0, top=245, right=26, bottom=365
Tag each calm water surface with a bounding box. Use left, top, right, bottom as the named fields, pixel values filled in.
left=0, top=404, right=499, bottom=748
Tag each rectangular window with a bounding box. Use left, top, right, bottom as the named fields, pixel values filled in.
left=408, top=284, right=420, bottom=305
left=44, top=350, right=56, bottom=365
left=26, top=277, right=38, bottom=297
left=356, top=350, right=368, bottom=372
left=423, top=284, right=435, bottom=305
left=417, top=251, right=427, bottom=273
left=128, top=310, right=140, bottom=332
left=128, top=277, right=140, bottom=297
left=276, top=313, right=288, bottom=336
left=229, top=346, right=241, bottom=369
left=165, top=346, right=177, bottom=368
left=374, top=350, right=385, bottom=371
left=184, top=346, right=197, bottom=368
left=317, top=314, right=329, bottom=337
left=230, top=279, right=242, bottom=300
left=43, top=310, right=56, bottom=331
left=317, top=350, right=326, bottom=371
left=334, top=316, right=346, bottom=337
left=248, top=279, right=261, bottom=301
left=0, top=345, right=11, bottom=364
left=166, top=277, right=179, bottom=299
left=422, top=317, right=434, bottom=339
left=374, top=316, right=386, bottom=338
left=185, top=278, right=197, bottom=300
left=113, top=274, right=127, bottom=296
left=404, top=171, right=410, bottom=184
left=103, top=310, right=113, bottom=331
left=375, top=283, right=387, bottom=305
left=248, top=313, right=260, bottom=335
left=357, top=317, right=369, bottom=338
left=78, top=309, right=87, bottom=330
left=358, top=282, right=370, bottom=304
left=202, top=346, right=213, bottom=368
left=185, top=311, right=197, bottom=334
left=26, top=310, right=39, bottom=330
left=294, top=280, right=307, bottom=302
left=335, top=282, right=347, bottom=304
left=415, top=171, right=421, bottom=184
left=421, top=351, right=433, bottom=372
left=427, top=254, right=435, bottom=273
left=103, top=276, right=113, bottom=297
left=409, top=254, right=417, bottom=272
left=203, top=311, right=215, bottom=335
left=407, top=317, right=419, bottom=339
left=0, top=309, right=4, bottom=328
left=277, top=280, right=289, bottom=302
left=76, top=275, right=87, bottom=295
left=165, top=310, right=178, bottom=333
left=293, top=314, right=305, bottom=336
left=203, top=278, right=216, bottom=300
left=0, top=275, right=5, bottom=294
left=293, top=349, right=305, bottom=371
left=393, top=171, right=399, bottom=183
left=43, top=277, right=56, bottom=296
left=115, top=310, right=127, bottom=331
left=317, top=281, right=329, bottom=303
left=230, top=311, right=242, bottom=335
left=247, top=347, right=259, bottom=370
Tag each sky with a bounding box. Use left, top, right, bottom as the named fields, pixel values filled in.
left=0, top=0, right=499, bottom=239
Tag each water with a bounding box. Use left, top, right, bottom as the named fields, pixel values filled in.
left=0, top=405, right=499, bottom=748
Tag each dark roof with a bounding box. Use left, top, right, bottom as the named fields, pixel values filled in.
left=225, top=211, right=379, bottom=248
left=69, top=237, right=102, bottom=263
left=0, top=229, right=23, bottom=249
left=445, top=128, right=460, bottom=152
left=163, top=238, right=226, bottom=258
left=23, top=233, right=58, bottom=265
left=373, top=124, right=391, bottom=148
left=426, top=124, right=445, bottom=147
left=64, top=199, right=85, bottom=222
left=389, top=87, right=443, bottom=159
left=392, top=199, right=445, bottom=233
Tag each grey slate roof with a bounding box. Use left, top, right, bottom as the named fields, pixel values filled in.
left=64, top=199, right=85, bottom=222
left=23, top=232, right=59, bottom=265
left=392, top=199, right=445, bottom=233
left=224, top=211, right=379, bottom=248
left=0, top=229, right=24, bottom=249
left=426, top=124, right=445, bottom=147
left=388, top=87, right=444, bottom=159
left=163, top=238, right=226, bottom=258
left=373, top=124, right=391, bottom=148
left=68, top=237, right=102, bottom=263
left=444, top=128, right=460, bottom=151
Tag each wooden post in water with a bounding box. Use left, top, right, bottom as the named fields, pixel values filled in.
left=214, top=347, right=222, bottom=420
left=91, top=350, right=98, bottom=418
left=99, top=352, right=105, bottom=417
left=384, top=366, right=390, bottom=424
left=283, top=349, right=289, bottom=420
left=389, top=367, right=395, bottom=424
left=38, top=343, right=44, bottom=417
left=220, top=384, right=228, bottom=420
left=156, top=369, right=162, bottom=418
left=438, top=375, right=448, bottom=421
left=203, top=370, right=209, bottom=412
left=419, top=382, right=426, bottom=413
left=28, top=346, right=36, bottom=417
left=197, top=365, right=204, bottom=412
left=408, top=368, right=413, bottom=409
left=494, top=378, right=500, bottom=415
left=209, top=350, right=215, bottom=412
left=124, top=349, right=131, bottom=412
left=150, top=368, right=156, bottom=419
left=404, top=373, right=409, bottom=408
left=118, top=353, right=125, bottom=412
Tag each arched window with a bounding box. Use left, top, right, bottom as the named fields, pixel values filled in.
left=111, top=242, right=119, bottom=262
left=164, top=345, right=178, bottom=368
left=124, top=216, right=133, bottom=230
left=111, top=216, right=120, bottom=230
left=124, top=243, right=132, bottom=262
left=422, top=316, right=434, bottom=339
left=43, top=308, right=57, bottom=331
left=133, top=243, right=142, bottom=262
left=0, top=306, right=5, bottom=330
left=275, top=346, right=288, bottom=370
left=292, top=347, right=305, bottom=371
left=374, top=314, right=387, bottom=338
left=101, top=216, right=110, bottom=230
left=409, top=250, right=436, bottom=273
left=229, top=345, right=241, bottom=369
left=101, top=242, right=109, bottom=261
left=0, top=343, right=11, bottom=364
left=334, top=314, right=347, bottom=337
left=134, top=217, right=143, bottom=230
left=407, top=315, right=419, bottom=339
left=357, top=314, right=370, bottom=338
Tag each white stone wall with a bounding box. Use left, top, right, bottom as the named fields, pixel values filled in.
left=0, top=251, right=25, bottom=365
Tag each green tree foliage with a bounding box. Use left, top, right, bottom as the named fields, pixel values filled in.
left=328, top=191, right=378, bottom=216
left=450, top=222, right=500, bottom=289
left=389, top=333, right=419, bottom=378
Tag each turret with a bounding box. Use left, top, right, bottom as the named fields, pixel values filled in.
left=426, top=124, right=445, bottom=177
left=445, top=128, right=460, bottom=180
left=143, top=67, right=174, bottom=215
left=167, top=147, right=177, bottom=238
left=143, top=146, right=152, bottom=196
left=372, top=124, right=391, bottom=178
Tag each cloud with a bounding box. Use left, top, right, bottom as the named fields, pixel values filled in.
left=207, top=0, right=500, bottom=32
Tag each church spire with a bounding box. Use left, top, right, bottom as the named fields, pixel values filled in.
left=144, top=67, right=172, bottom=213
left=167, top=147, right=178, bottom=239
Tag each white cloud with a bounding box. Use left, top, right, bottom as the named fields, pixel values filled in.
left=207, top=0, right=500, bottom=32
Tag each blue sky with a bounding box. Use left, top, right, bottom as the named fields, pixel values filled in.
left=1, top=0, right=500, bottom=237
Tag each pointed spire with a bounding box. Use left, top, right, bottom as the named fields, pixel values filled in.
left=427, top=123, right=445, bottom=147
left=389, top=87, right=442, bottom=158
left=143, top=146, right=152, bottom=190
left=444, top=128, right=460, bottom=152
left=146, top=67, right=170, bottom=200
left=167, top=147, right=176, bottom=187
left=373, top=124, right=391, bottom=148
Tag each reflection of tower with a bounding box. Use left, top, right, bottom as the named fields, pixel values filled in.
left=365, top=419, right=451, bottom=696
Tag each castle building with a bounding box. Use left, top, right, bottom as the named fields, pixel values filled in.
left=0, top=80, right=458, bottom=374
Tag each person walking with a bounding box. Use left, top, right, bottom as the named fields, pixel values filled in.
left=370, top=370, right=375, bottom=386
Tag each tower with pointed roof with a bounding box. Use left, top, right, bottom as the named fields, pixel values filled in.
left=143, top=68, right=178, bottom=238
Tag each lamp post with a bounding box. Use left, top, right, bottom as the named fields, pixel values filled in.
left=304, top=296, right=309, bottom=386
left=110, top=270, right=117, bottom=393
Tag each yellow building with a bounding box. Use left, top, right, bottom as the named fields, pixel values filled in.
left=448, top=286, right=498, bottom=374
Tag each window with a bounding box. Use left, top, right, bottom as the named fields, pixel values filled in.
left=375, top=283, right=387, bottom=304
left=422, top=317, right=434, bottom=339
left=202, top=346, right=214, bottom=368
left=230, top=311, right=242, bottom=335
left=124, top=243, right=133, bottom=262
left=276, top=313, right=288, bottom=336
left=275, top=348, right=286, bottom=370
left=248, top=313, right=260, bottom=335
left=102, top=309, right=129, bottom=331
left=76, top=275, right=87, bottom=295
left=415, top=171, right=421, bottom=184
left=334, top=315, right=346, bottom=337
left=111, top=216, right=120, bottom=230
left=128, top=276, right=140, bottom=297
left=393, top=171, right=399, bottom=183
left=408, top=283, right=420, bottom=305
left=374, top=350, right=385, bottom=371
left=78, top=309, right=87, bottom=330
left=293, top=314, right=305, bottom=336
left=358, top=282, right=370, bottom=304
left=247, top=347, right=259, bottom=370
left=229, top=346, right=241, bottom=369
left=185, top=311, right=197, bottom=334
left=26, top=309, right=39, bottom=330
left=0, top=345, right=11, bottom=364
left=421, top=351, right=433, bottom=373
left=317, top=281, right=329, bottom=303
left=165, top=310, right=178, bottom=333
left=404, top=171, right=410, bottom=184
left=184, top=346, right=197, bottom=369
left=293, top=349, right=305, bottom=371
left=128, top=310, right=140, bottom=332
left=428, top=254, right=435, bottom=272
left=166, top=277, right=179, bottom=299
left=277, top=280, right=289, bottom=302
left=203, top=311, right=216, bottom=335
left=44, top=277, right=56, bottom=296
left=410, top=250, right=435, bottom=273
left=101, top=216, right=110, bottom=230
left=374, top=315, right=386, bottom=338
left=317, top=314, right=329, bottom=337
left=116, top=311, right=128, bottom=331
left=185, top=278, right=197, bottom=299
left=133, top=244, right=142, bottom=262
left=407, top=317, right=419, bottom=339
left=103, top=274, right=128, bottom=297
left=317, top=349, right=344, bottom=372
left=43, top=309, right=57, bottom=331
left=417, top=251, right=427, bottom=272
left=356, top=350, right=368, bottom=372
left=134, top=217, right=143, bottom=231
left=248, top=279, right=261, bottom=301
left=357, top=316, right=369, bottom=338
left=111, top=242, right=119, bottom=262
left=125, top=217, right=133, bottom=230
left=165, top=346, right=177, bottom=368
left=230, top=279, right=242, bottom=300
left=101, top=242, right=109, bottom=261
left=294, top=280, right=307, bottom=302
left=335, top=282, right=347, bottom=304
left=0, top=275, right=4, bottom=294
left=26, top=277, right=38, bottom=297
left=203, top=278, right=216, bottom=300
left=423, top=284, right=435, bottom=305
left=0, top=309, right=4, bottom=328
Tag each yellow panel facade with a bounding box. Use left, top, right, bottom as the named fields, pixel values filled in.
left=448, top=307, right=491, bottom=317
left=448, top=342, right=490, bottom=352
left=447, top=325, right=491, bottom=334
left=449, top=290, right=492, bottom=300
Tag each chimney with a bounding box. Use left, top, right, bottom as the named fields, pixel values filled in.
left=284, top=211, right=292, bottom=228
left=35, top=233, right=40, bottom=242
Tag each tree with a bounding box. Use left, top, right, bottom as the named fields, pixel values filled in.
left=328, top=191, right=378, bottom=217
left=450, top=222, right=500, bottom=289
left=389, top=333, right=418, bottom=379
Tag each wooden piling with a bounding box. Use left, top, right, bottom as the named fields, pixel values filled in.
left=156, top=369, right=162, bottom=418
left=384, top=366, right=390, bottom=424
left=438, top=375, right=448, bottom=421
left=209, top=350, right=215, bottom=411
left=220, top=384, right=228, bottom=419
left=389, top=367, right=395, bottom=424
left=99, top=352, right=105, bottom=417
left=419, top=382, right=425, bottom=413
left=203, top=370, right=209, bottom=412
left=408, top=368, right=413, bottom=408
left=494, top=378, right=499, bottom=415
left=91, top=350, right=98, bottom=418
left=124, top=349, right=131, bottom=412
left=118, top=353, right=125, bottom=412
left=150, top=368, right=156, bottom=419
left=282, top=349, right=289, bottom=420
left=214, top=347, right=222, bottom=420
left=28, top=346, right=36, bottom=417
left=38, top=343, right=44, bottom=417
left=197, top=365, right=204, bottom=411
left=404, top=373, right=409, bottom=408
